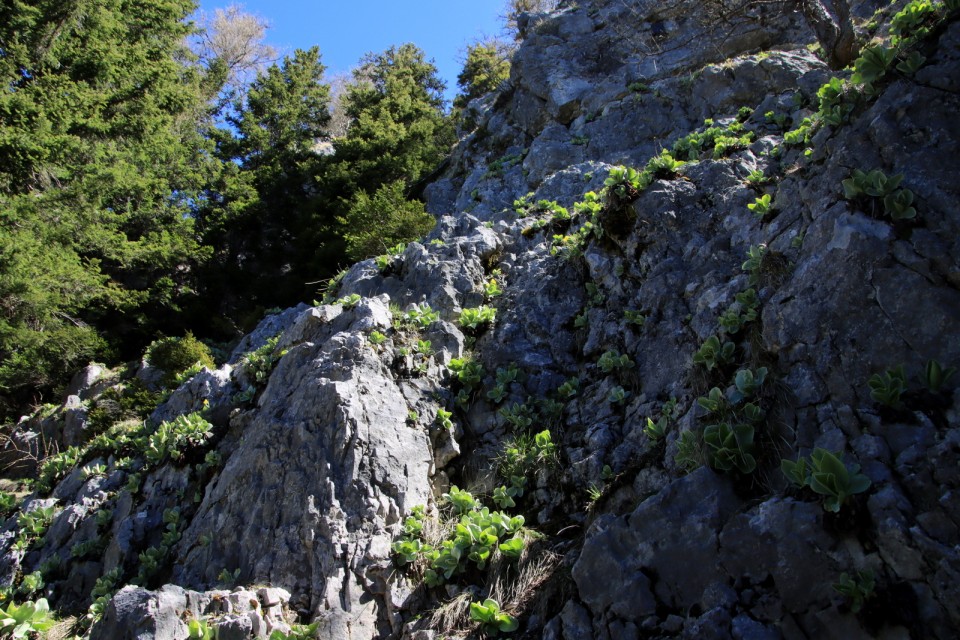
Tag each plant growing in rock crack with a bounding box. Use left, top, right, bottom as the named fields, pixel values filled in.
left=450, top=357, right=484, bottom=390
left=460, top=305, right=497, bottom=331
left=499, top=403, right=533, bottom=430
left=851, top=45, right=896, bottom=86
left=242, top=334, right=287, bottom=385
left=729, top=367, right=767, bottom=403
left=492, top=475, right=527, bottom=509
left=0, top=492, right=18, bottom=517
left=697, top=386, right=729, bottom=417
left=924, top=359, right=956, bottom=393
left=484, top=278, right=504, bottom=299
left=0, top=598, right=57, bottom=638
left=607, top=385, right=630, bottom=404
left=415, top=339, right=433, bottom=356
left=623, top=309, right=646, bottom=327
left=487, top=365, right=520, bottom=404
left=597, top=350, right=634, bottom=374
left=145, top=412, right=214, bottom=465
left=842, top=169, right=916, bottom=220
left=402, top=303, right=440, bottom=329
left=744, top=169, right=769, bottom=188
left=868, top=365, right=907, bottom=407
left=703, top=422, right=756, bottom=474
left=748, top=193, right=774, bottom=219
left=674, top=430, right=703, bottom=473
left=557, top=377, right=580, bottom=399
left=368, top=331, right=387, bottom=347
left=603, top=166, right=646, bottom=202
left=269, top=622, right=321, bottom=640
left=693, top=335, right=735, bottom=371
left=742, top=245, right=766, bottom=285
left=498, top=430, right=557, bottom=480
left=436, top=408, right=455, bottom=431
left=781, top=448, right=871, bottom=512
left=645, top=149, right=684, bottom=179
left=718, top=289, right=759, bottom=335
left=834, top=570, right=875, bottom=613
left=17, top=505, right=57, bottom=541
left=470, top=598, right=519, bottom=635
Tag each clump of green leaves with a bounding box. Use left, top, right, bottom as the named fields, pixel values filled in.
left=748, top=193, right=773, bottom=219
left=672, top=119, right=754, bottom=161
left=607, top=385, right=630, bottom=404
left=268, top=623, right=321, bottom=640
left=703, top=422, right=756, bottom=474
left=924, top=359, right=956, bottom=393
left=486, top=365, right=520, bottom=404
left=834, top=570, right=875, bottom=613
left=868, top=365, right=907, bottom=407
left=674, top=430, right=703, bottom=472
left=17, top=505, right=57, bottom=541
left=693, top=335, right=735, bottom=371
left=402, top=303, right=440, bottom=329
left=718, top=289, right=759, bottom=336
left=498, top=430, right=557, bottom=480
left=645, top=149, right=685, bottom=179
left=459, top=305, right=497, bottom=331
left=781, top=448, right=871, bottom=512
left=449, top=357, right=484, bottom=390
left=741, top=245, right=766, bottom=286
left=842, top=169, right=916, bottom=220
left=145, top=412, right=214, bottom=465
left=597, top=350, right=634, bottom=374
left=436, top=408, right=454, bottom=431
left=603, top=166, right=647, bottom=202
left=0, top=598, right=57, bottom=638
left=623, top=309, right=646, bottom=327
left=470, top=598, right=519, bottom=635
left=242, top=334, right=287, bottom=386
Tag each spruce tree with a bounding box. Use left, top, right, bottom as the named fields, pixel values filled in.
left=0, top=0, right=216, bottom=413
left=328, top=43, right=453, bottom=261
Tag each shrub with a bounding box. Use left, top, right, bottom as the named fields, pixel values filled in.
left=339, top=180, right=436, bottom=261
left=146, top=333, right=215, bottom=387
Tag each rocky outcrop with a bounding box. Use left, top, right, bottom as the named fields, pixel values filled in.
left=2, top=1, right=959, bottom=639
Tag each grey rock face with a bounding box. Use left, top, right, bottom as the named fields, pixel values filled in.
left=172, top=299, right=434, bottom=638
left=10, top=3, right=960, bottom=640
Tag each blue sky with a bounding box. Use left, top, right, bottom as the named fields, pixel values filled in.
left=195, top=1, right=508, bottom=103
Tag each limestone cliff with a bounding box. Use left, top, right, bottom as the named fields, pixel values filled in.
left=2, top=1, right=959, bottom=638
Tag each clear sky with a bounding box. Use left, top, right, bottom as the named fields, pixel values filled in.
left=195, top=1, right=508, bottom=103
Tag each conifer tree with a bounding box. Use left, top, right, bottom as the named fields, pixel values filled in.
left=328, top=43, right=453, bottom=261
left=0, top=0, right=216, bottom=412
left=197, top=47, right=333, bottom=321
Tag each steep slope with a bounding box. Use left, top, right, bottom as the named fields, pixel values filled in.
left=1, top=1, right=959, bottom=639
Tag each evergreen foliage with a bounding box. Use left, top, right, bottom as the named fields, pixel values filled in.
left=454, top=39, right=511, bottom=110
left=0, top=0, right=217, bottom=412
left=0, top=7, right=456, bottom=417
